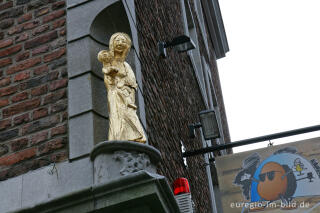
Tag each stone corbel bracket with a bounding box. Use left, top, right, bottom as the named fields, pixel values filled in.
left=90, top=141, right=162, bottom=184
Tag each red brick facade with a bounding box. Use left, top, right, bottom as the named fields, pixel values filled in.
left=135, top=1, right=230, bottom=212
left=0, top=0, right=67, bottom=181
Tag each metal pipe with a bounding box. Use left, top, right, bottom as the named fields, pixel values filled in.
left=183, top=124, right=320, bottom=157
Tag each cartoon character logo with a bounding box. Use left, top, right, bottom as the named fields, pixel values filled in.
left=234, top=147, right=320, bottom=211
left=293, top=158, right=305, bottom=176
left=256, top=162, right=297, bottom=204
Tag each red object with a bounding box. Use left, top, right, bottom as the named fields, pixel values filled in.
left=173, top=178, right=190, bottom=195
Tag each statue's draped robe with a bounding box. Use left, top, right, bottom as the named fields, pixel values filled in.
left=103, top=61, right=146, bottom=142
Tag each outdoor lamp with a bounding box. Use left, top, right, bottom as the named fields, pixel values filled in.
left=173, top=178, right=190, bottom=195
left=173, top=177, right=194, bottom=213
left=158, top=35, right=196, bottom=58
left=188, top=109, right=220, bottom=140
left=199, top=109, right=220, bottom=140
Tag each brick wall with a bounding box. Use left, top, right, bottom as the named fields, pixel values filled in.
left=0, top=0, right=67, bottom=181
left=136, top=1, right=219, bottom=212
left=189, top=0, right=231, bottom=147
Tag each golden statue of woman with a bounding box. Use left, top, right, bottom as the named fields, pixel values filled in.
left=97, top=33, right=146, bottom=143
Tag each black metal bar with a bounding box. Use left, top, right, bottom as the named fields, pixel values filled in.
left=183, top=124, right=320, bottom=157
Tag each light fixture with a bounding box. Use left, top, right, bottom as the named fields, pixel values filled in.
left=173, top=178, right=194, bottom=213
left=188, top=109, right=220, bottom=140
left=158, top=35, right=196, bottom=58
left=173, top=178, right=190, bottom=195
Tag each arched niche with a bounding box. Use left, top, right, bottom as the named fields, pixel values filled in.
left=89, top=1, right=135, bottom=72
left=67, top=0, right=146, bottom=159
left=90, top=2, right=132, bottom=46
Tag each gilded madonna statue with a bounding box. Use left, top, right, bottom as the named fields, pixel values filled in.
left=97, top=33, right=146, bottom=143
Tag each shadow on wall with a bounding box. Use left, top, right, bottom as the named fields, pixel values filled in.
left=90, top=2, right=132, bottom=46
left=89, top=1, right=135, bottom=77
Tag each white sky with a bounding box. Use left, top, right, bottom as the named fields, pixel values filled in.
left=217, top=0, right=320, bottom=152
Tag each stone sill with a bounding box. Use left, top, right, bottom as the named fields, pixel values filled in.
left=9, top=171, right=180, bottom=213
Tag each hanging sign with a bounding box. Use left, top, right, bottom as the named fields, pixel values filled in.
left=215, top=137, right=320, bottom=213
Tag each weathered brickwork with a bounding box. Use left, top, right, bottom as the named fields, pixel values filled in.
left=0, top=0, right=67, bottom=180
left=136, top=1, right=230, bottom=212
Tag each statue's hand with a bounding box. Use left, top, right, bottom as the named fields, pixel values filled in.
left=105, top=66, right=119, bottom=75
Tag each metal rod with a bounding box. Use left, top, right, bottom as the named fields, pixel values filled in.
left=183, top=124, right=320, bottom=157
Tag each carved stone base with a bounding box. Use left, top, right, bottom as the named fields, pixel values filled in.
left=90, top=141, right=162, bottom=184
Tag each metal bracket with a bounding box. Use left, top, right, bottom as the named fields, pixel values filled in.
left=180, top=141, right=188, bottom=167
left=188, top=123, right=202, bottom=139
left=183, top=124, right=320, bottom=158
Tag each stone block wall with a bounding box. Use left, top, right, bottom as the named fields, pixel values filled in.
left=0, top=0, right=67, bottom=181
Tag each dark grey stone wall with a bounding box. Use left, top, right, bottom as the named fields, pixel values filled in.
left=66, top=0, right=145, bottom=159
